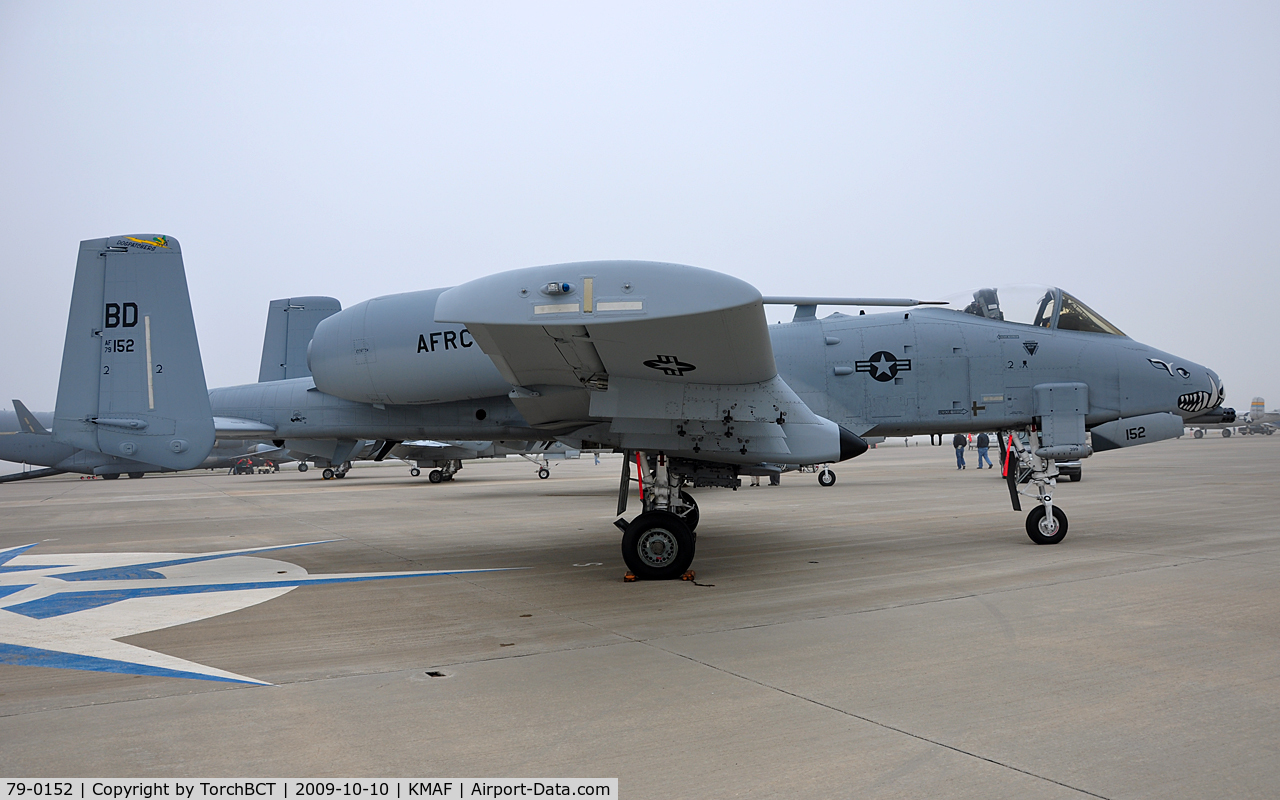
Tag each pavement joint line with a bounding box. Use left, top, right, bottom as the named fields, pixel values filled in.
left=1092, top=547, right=1280, bottom=566
left=647, top=643, right=1114, bottom=800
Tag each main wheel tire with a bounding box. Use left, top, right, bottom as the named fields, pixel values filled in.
left=818, top=469, right=836, bottom=487
left=537, top=467, right=550, bottom=479
left=298, top=462, right=309, bottom=472
left=1193, top=429, right=1204, bottom=439
left=103, top=473, right=120, bottom=480
left=127, top=472, right=144, bottom=479
left=335, top=471, right=346, bottom=479
left=675, top=490, right=700, bottom=533
left=442, top=473, right=453, bottom=481
left=621, top=511, right=696, bottom=580
left=429, top=469, right=443, bottom=483
left=1025, top=505, right=1068, bottom=545
left=322, top=468, right=335, bottom=480
left=410, top=468, right=421, bottom=477
left=1222, top=429, right=1232, bottom=438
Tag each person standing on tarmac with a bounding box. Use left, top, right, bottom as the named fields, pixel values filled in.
left=976, top=432, right=993, bottom=469
left=953, top=433, right=967, bottom=469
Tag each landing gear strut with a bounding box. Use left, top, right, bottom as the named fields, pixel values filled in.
left=617, top=451, right=701, bottom=580
left=1005, top=430, right=1070, bottom=545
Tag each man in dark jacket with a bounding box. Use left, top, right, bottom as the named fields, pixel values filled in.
left=976, top=432, right=993, bottom=469
left=953, top=432, right=967, bottom=469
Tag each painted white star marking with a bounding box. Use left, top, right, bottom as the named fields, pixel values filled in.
left=0, top=541, right=512, bottom=684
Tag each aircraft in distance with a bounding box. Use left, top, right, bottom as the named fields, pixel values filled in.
left=379, top=438, right=587, bottom=482
left=43, top=237, right=1232, bottom=580
left=0, top=398, right=288, bottom=483
left=1188, top=396, right=1275, bottom=438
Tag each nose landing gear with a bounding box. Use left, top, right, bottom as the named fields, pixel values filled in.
left=1004, top=430, right=1070, bottom=545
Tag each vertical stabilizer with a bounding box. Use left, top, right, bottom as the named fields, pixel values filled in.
left=12, top=399, right=49, bottom=434
left=52, top=235, right=214, bottom=470
left=258, top=296, right=342, bottom=382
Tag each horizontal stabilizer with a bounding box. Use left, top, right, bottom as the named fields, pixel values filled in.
left=52, top=235, right=214, bottom=470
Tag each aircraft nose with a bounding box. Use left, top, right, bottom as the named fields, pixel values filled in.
left=1172, top=362, right=1227, bottom=418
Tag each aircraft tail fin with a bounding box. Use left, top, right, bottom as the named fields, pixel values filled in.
left=258, top=296, right=342, bottom=382
left=12, top=399, right=49, bottom=434
left=52, top=235, right=214, bottom=470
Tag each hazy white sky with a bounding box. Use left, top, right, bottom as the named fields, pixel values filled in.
left=2, top=1, right=1277, bottom=413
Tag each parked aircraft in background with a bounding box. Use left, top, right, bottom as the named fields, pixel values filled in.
left=1189, top=396, right=1275, bottom=438
left=35, top=237, right=1233, bottom=580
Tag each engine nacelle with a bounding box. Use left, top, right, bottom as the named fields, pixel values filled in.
left=308, top=288, right=513, bottom=405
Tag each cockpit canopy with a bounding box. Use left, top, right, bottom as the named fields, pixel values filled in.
left=953, top=286, right=1125, bottom=336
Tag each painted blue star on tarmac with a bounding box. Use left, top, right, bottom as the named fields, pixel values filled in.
left=0, top=541, right=510, bottom=685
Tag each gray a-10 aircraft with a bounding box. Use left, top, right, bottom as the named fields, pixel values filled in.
left=299, top=264, right=1231, bottom=578
left=44, top=236, right=1232, bottom=580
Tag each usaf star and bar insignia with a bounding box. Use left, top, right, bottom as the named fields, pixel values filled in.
left=855, top=351, right=911, bottom=382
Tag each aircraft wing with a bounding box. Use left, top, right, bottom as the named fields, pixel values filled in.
left=436, top=261, right=853, bottom=465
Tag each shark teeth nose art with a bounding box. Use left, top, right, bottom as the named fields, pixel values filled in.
left=1178, top=391, right=1214, bottom=413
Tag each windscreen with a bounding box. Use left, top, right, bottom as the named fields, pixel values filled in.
left=1055, top=292, right=1125, bottom=336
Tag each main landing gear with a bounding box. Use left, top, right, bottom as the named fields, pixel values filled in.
left=1003, top=430, right=1069, bottom=545
left=616, top=452, right=701, bottom=580
left=321, top=461, right=351, bottom=480
left=422, top=459, right=461, bottom=483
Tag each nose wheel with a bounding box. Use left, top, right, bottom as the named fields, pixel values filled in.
left=1025, top=505, right=1068, bottom=545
